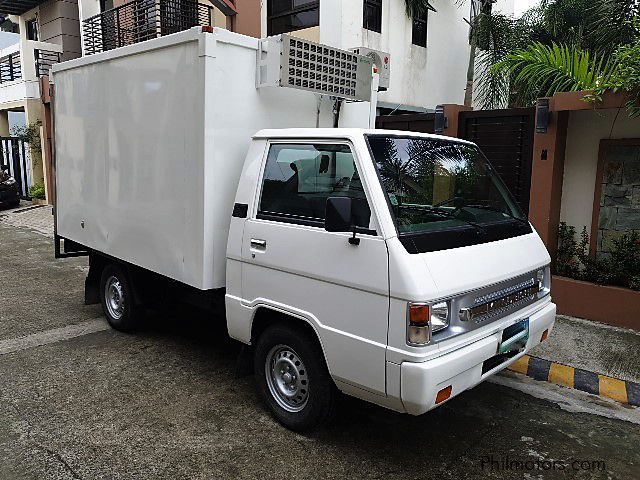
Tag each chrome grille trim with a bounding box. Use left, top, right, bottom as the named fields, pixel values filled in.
left=429, top=266, right=550, bottom=344
left=464, top=284, right=538, bottom=324
left=473, top=278, right=535, bottom=306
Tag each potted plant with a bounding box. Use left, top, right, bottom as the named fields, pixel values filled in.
left=28, top=182, right=46, bottom=205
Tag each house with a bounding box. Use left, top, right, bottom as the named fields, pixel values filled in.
left=77, top=0, right=260, bottom=56
left=0, top=0, right=81, bottom=194
left=0, top=0, right=260, bottom=199
left=261, top=0, right=514, bottom=113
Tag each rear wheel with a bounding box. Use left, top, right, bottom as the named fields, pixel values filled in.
left=99, top=264, right=140, bottom=332
left=254, top=323, right=337, bottom=431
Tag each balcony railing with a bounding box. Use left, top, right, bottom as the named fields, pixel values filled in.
left=35, top=49, right=61, bottom=77
left=0, top=52, right=21, bottom=84
left=83, top=0, right=213, bottom=55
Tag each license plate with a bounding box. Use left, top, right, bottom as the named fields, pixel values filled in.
left=498, top=318, right=529, bottom=354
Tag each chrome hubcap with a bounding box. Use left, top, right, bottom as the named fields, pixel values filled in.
left=104, top=276, right=125, bottom=320
left=265, top=345, right=309, bottom=412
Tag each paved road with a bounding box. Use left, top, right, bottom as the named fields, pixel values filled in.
left=1, top=221, right=639, bottom=480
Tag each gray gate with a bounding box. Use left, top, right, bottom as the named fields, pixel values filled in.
left=0, top=136, right=31, bottom=199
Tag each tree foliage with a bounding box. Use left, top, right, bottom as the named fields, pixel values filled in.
left=473, top=0, right=640, bottom=109
left=493, top=42, right=618, bottom=107
left=403, top=0, right=437, bottom=18
left=603, top=32, right=640, bottom=116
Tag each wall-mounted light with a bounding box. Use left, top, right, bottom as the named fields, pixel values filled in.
left=434, top=105, right=447, bottom=134
left=536, top=98, right=551, bottom=133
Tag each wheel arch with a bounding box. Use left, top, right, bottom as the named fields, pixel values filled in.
left=250, top=306, right=331, bottom=372
left=85, top=251, right=144, bottom=307
left=85, top=251, right=108, bottom=305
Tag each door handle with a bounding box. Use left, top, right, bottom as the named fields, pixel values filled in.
left=250, top=238, right=267, bottom=249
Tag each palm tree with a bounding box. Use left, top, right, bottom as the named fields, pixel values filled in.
left=493, top=42, right=618, bottom=107
left=464, top=0, right=495, bottom=106
left=472, top=0, right=640, bottom=109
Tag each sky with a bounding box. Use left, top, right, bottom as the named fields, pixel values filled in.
left=514, top=0, right=540, bottom=17
left=0, top=31, right=18, bottom=49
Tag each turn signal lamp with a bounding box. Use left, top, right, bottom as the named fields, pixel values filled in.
left=435, top=386, right=452, bottom=404
left=408, top=303, right=430, bottom=345
left=407, top=301, right=451, bottom=345
left=202, top=26, right=214, bottom=33
left=541, top=329, right=549, bottom=342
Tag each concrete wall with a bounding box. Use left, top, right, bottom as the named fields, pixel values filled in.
left=560, top=109, right=640, bottom=233
left=232, top=0, right=261, bottom=37
left=261, top=0, right=483, bottom=111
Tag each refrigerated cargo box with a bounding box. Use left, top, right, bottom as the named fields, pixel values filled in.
left=53, top=27, right=372, bottom=290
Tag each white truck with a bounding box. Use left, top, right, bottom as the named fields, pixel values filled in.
left=52, top=27, right=556, bottom=431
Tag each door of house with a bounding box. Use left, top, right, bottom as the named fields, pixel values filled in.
left=458, top=108, right=535, bottom=214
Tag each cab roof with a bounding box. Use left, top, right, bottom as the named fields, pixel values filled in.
left=252, top=128, right=474, bottom=146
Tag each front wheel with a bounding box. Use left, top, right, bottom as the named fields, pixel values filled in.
left=254, top=323, right=337, bottom=432
left=99, top=264, right=140, bottom=332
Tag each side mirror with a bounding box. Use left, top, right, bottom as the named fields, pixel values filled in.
left=325, top=197, right=352, bottom=232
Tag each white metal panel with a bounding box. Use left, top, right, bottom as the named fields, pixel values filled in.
left=55, top=38, right=207, bottom=287
left=55, top=28, right=369, bottom=290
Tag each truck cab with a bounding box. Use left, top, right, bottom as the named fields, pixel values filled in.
left=224, top=128, right=555, bottom=428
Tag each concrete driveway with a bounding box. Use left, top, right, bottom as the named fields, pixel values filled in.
left=1, top=220, right=639, bottom=479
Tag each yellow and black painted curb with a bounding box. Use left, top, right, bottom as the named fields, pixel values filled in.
left=508, top=355, right=640, bottom=407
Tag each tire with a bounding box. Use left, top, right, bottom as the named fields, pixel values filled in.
left=99, top=264, right=140, bottom=332
left=254, top=323, right=337, bottom=432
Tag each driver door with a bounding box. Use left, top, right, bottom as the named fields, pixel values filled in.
left=241, top=141, right=390, bottom=395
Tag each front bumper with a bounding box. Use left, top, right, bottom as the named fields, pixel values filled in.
left=400, top=301, right=556, bottom=415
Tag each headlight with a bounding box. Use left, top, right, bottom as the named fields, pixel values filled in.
left=537, top=266, right=551, bottom=297
left=536, top=268, right=544, bottom=290
left=430, top=301, right=449, bottom=333
left=407, top=301, right=450, bottom=345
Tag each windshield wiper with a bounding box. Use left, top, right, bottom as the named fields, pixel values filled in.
left=399, top=204, right=487, bottom=234
left=465, top=204, right=530, bottom=226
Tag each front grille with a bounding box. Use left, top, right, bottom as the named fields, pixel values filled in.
left=463, top=280, right=538, bottom=324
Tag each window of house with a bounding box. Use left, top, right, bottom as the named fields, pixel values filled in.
left=363, top=0, right=382, bottom=33
left=267, top=0, right=320, bottom=36
left=25, top=19, right=38, bottom=41
left=100, top=0, right=114, bottom=12
left=412, top=12, right=428, bottom=47
left=258, top=143, right=373, bottom=230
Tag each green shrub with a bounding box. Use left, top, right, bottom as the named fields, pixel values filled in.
left=11, top=120, right=42, bottom=154
left=28, top=182, right=45, bottom=200
left=556, top=222, right=581, bottom=278
left=555, top=223, right=640, bottom=291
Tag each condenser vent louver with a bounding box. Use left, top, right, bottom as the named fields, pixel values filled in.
left=257, top=35, right=374, bottom=102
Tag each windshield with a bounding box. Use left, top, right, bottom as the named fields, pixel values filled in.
left=366, top=134, right=531, bottom=252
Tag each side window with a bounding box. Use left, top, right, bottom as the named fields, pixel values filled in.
left=258, top=143, right=373, bottom=230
